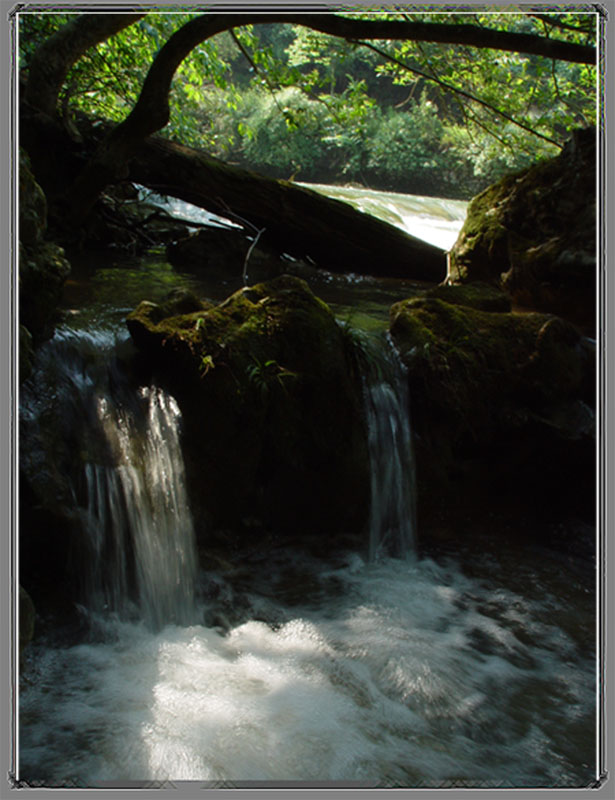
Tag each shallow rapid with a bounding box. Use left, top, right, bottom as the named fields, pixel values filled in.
left=18, top=187, right=596, bottom=788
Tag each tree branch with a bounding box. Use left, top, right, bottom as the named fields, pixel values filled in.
left=25, top=13, right=145, bottom=117
left=356, top=39, right=563, bottom=149
left=64, top=11, right=594, bottom=222
left=528, top=13, right=596, bottom=36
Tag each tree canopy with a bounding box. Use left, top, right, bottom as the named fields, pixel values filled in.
left=19, top=9, right=599, bottom=206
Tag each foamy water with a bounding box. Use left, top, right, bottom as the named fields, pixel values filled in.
left=19, top=551, right=595, bottom=787
left=18, top=192, right=595, bottom=789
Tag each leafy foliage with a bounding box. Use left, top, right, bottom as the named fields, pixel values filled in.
left=19, top=10, right=599, bottom=198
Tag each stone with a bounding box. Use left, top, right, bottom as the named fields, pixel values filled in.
left=389, top=296, right=595, bottom=528
left=448, top=128, right=596, bottom=329
left=126, top=274, right=370, bottom=551
left=19, top=149, right=71, bottom=344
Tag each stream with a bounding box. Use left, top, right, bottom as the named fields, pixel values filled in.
left=18, top=187, right=597, bottom=788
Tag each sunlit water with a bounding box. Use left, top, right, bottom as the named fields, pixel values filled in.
left=19, top=546, right=596, bottom=787
left=299, top=182, right=467, bottom=250
left=18, top=188, right=596, bottom=788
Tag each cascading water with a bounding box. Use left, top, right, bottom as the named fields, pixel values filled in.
left=18, top=194, right=597, bottom=789
left=83, top=385, right=198, bottom=629
left=362, top=335, right=416, bottom=561
left=21, top=327, right=198, bottom=630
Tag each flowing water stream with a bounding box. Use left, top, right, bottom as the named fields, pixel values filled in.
left=18, top=188, right=597, bottom=788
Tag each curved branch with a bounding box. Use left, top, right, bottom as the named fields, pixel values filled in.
left=25, top=13, right=146, bottom=117
left=66, top=11, right=595, bottom=222
left=357, top=39, right=563, bottom=148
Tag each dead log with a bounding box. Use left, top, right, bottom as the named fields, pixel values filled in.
left=129, top=135, right=447, bottom=282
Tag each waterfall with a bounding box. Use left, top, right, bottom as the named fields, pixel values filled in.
left=24, top=328, right=199, bottom=630
left=363, top=335, right=417, bottom=560
left=82, top=386, right=198, bottom=629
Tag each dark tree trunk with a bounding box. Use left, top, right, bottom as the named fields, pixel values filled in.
left=129, top=135, right=447, bottom=281
left=21, top=103, right=447, bottom=281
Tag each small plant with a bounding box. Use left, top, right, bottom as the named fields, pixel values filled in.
left=246, top=356, right=296, bottom=400
left=199, top=353, right=215, bottom=376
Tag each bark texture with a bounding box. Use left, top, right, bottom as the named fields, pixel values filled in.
left=129, top=135, right=447, bottom=280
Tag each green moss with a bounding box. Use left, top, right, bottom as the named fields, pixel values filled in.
left=390, top=295, right=574, bottom=439
left=426, top=282, right=511, bottom=312
left=126, top=274, right=370, bottom=542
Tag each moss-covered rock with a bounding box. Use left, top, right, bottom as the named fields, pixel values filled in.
left=20, top=150, right=47, bottom=247
left=448, top=128, right=595, bottom=328
left=425, top=281, right=511, bottom=312
left=389, top=296, right=595, bottom=529
left=19, top=149, right=71, bottom=346
left=126, top=274, right=370, bottom=551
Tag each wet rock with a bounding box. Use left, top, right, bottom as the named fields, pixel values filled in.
left=19, top=585, right=36, bottom=656
left=19, top=151, right=47, bottom=246
left=19, top=149, right=71, bottom=345
left=448, top=128, right=596, bottom=328
left=389, top=297, right=595, bottom=529
left=19, top=325, right=35, bottom=382
left=425, top=281, right=511, bottom=312
left=126, top=274, right=370, bottom=550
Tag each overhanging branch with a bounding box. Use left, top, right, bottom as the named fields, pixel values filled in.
left=356, top=39, right=563, bottom=149
left=63, top=11, right=595, bottom=221
left=25, top=13, right=146, bottom=117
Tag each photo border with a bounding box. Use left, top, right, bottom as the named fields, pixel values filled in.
left=2, top=1, right=611, bottom=797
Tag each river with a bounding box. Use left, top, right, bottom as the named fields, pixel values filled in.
left=18, top=186, right=597, bottom=788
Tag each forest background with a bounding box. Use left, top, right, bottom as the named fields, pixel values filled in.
left=19, top=9, right=597, bottom=201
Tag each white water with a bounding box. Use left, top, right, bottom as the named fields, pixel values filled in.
left=363, top=337, right=416, bottom=560
left=20, top=550, right=595, bottom=787
left=20, top=328, right=198, bottom=630
left=84, top=386, right=198, bottom=629
left=18, top=192, right=595, bottom=789
left=300, top=182, right=467, bottom=250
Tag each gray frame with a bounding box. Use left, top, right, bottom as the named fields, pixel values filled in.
left=3, top=1, right=611, bottom=797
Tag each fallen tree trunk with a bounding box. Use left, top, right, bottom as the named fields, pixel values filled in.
left=129, top=135, right=447, bottom=281
left=21, top=105, right=447, bottom=281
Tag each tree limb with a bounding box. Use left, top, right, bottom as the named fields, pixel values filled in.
left=356, top=39, right=563, bottom=149
left=63, top=11, right=594, bottom=221
left=25, top=13, right=145, bottom=117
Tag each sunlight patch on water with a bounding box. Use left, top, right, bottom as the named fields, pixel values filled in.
left=19, top=553, right=595, bottom=787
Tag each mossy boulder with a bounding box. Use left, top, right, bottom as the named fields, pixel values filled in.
left=448, top=129, right=595, bottom=328
left=425, top=281, right=511, bottom=312
left=126, top=274, right=370, bottom=551
left=19, top=149, right=71, bottom=346
left=389, top=297, right=595, bottom=528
